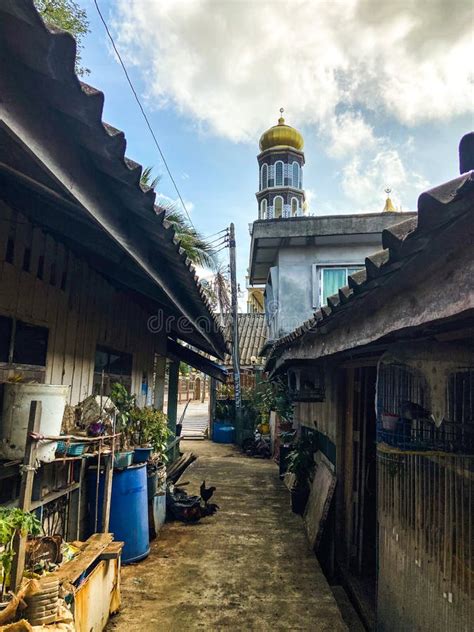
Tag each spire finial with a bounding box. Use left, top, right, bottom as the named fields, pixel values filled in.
left=383, top=187, right=397, bottom=212
left=278, top=107, right=285, bottom=124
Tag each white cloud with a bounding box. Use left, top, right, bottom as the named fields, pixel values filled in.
left=113, top=0, right=473, bottom=144
left=112, top=0, right=471, bottom=209
left=341, top=147, right=429, bottom=211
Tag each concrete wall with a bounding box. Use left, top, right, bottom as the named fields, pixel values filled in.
left=269, top=237, right=382, bottom=338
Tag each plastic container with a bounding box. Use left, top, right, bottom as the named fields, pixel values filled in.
left=213, top=425, right=235, bottom=444
left=56, top=441, right=86, bottom=457
left=114, top=451, right=134, bottom=468
left=151, top=465, right=167, bottom=537
left=134, top=447, right=153, bottom=463
left=87, top=463, right=150, bottom=564
left=0, top=383, right=70, bottom=462
left=212, top=419, right=226, bottom=441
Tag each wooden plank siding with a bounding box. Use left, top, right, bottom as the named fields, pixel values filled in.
left=0, top=202, right=165, bottom=404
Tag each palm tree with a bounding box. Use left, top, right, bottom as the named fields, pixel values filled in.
left=140, top=166, right=160, bottom=190
left=141, top=166, right=219, bottom=270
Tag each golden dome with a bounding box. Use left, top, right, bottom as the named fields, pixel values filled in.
left=259, top=109, right=304, bottom=152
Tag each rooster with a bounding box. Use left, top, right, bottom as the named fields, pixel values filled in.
left=200, top=480, right=216, bottom=506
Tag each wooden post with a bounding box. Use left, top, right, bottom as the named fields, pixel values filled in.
left=167, top=360, right=180, bottom=461
left=153, top=354, right=166, bottom=411
left=101, top=445, right=114, bottom=533
left=11, top=401, right=42, bottom=592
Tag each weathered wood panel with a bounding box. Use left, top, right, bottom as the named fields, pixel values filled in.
left=0, top=203, right=165, bottom=404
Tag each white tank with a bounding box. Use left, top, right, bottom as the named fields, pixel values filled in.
left=0, top=383, right=70, bottom=463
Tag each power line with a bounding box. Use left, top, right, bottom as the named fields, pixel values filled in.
left=93, top=0, right=195, bottom=228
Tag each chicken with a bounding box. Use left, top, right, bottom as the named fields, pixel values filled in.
left=200, top=480, right=216, bottom=505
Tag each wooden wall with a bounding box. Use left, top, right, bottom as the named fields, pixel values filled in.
left=0, top=200, right=166, bottom=405
left=293, top=364, right=343, bottom=444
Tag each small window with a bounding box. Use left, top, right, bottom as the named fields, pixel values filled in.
left=292, top=162, right=299, bottom=188
left=12, top=321, right=49, bottom=366
left=260, top=199, right=268, bottom=220
left=275, top=161, right=283, bottom=186
left=261, top=164, right=268, bottom=190
left=320, top=266, right=363, bottom=305
left=94, top=345, right=133, bottom=395
left=274, top=196, right=283, bottom=218
left=291, top=198, right=298, bottom=216
left=0, top=316, right=13, bottom=363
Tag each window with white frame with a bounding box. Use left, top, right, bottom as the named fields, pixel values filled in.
left=311, top=265, right=363, bottom=307
left=274, top=196, right=283, bottom=218
left=291, top=197, right=298, bottom=216
left=275, top=161, right=283, bottom=186
left=260, top=199, right=267, bottom=219
left=292, top=162, right=299, bottom=188
left=261, top=163, right=268, bottom=190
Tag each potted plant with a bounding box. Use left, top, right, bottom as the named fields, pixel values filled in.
left=110, top=383, right=136, bottom=468
left=130, top=407, right=171, bottom=464
left=286, top=434, right=317, bottom=515
left=0, top=508, right=41, bottom=603
left=132, top=407, right=172, bottom=498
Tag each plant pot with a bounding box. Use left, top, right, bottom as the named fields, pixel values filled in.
left=114, top=451, right=134, bottom=469
left=133, top=447, right=153, bottom=463
left=291, top=483, right=309, bottom=515
left=147, top=471, right=158, bottom=500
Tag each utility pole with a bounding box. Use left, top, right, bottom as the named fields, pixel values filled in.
left=229, top=223, right=242, bottom=443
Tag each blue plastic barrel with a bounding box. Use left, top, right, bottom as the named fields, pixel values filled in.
left=212, top=419, right=226, bottom=441
left=214, top=425, right=235, bottom=443
left=87, top=462, right=150, bottom=563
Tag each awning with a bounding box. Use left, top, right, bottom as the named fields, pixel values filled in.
left=167, top=339, right=227, bottom=383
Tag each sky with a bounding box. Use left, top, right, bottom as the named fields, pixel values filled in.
left=80, top=0, right=474, bottom=296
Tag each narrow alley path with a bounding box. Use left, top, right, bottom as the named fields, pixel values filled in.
left=108, top=441, right=347, bottom=632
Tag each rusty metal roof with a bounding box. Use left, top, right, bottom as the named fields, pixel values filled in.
left=224, top=314, right=267, bottom=367
left=0, top=0, right=227, bottom=358
left=266, top=170, right=474, bottom=368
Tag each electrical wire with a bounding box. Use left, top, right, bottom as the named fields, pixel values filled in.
left=203, top=228, right=228, bottom=239
left=93, top=0, right=195, bottom=228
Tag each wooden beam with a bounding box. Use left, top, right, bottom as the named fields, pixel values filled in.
left=11, top=401, right=41, bottom=592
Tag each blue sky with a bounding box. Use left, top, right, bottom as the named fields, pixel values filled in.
left=80, top=0, right=473, bottom=292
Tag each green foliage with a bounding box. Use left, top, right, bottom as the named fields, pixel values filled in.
left=110, top=383, right=136, bottom=449
left=130, top=407, right=172, bottom=461
left=140, top=166, right=160, bottom=190
left=215, top=399, right=235, bottom=422
left=0, top=509, right=41, bottom=598
left=286, top=434, right=318, bottom=485
left=163, top=207, right=219, bottom=269
left=242, top=376, right=293, bottom=426
left=34, top=0, right=90, bottom=76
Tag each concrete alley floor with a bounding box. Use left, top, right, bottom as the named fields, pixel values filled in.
left=108, top=441, right=348, bottom=632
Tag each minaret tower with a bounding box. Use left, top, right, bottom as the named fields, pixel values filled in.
left=256, top=109, right=306, bottom=220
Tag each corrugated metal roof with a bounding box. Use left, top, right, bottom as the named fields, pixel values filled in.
left=266, top=170, right=474, bottom=367
left=0, top=0, right=227, bottom=358
left=224, top=314, right=267, bottom=367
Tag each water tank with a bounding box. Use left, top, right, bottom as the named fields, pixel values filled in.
left=87, top=462, right=150, bottom=563
left=213, top=425, right=235, bottom=444
left=0, top=383, right=69, bottom=462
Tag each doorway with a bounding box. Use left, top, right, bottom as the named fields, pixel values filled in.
left=342, top=366, right=378, bottom=627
